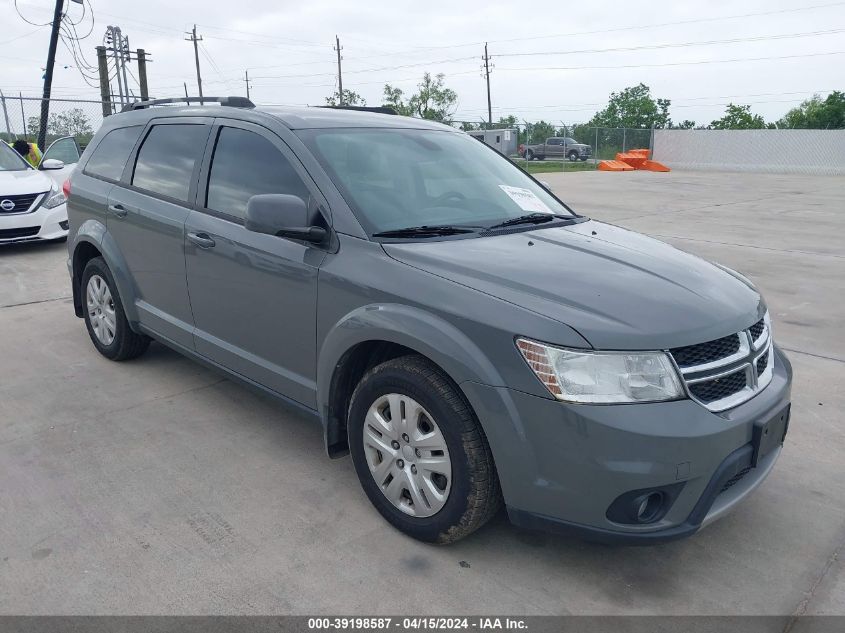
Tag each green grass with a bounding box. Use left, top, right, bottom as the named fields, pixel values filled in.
left=511, top=158, right=597, bottom=174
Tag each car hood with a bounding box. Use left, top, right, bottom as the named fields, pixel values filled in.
left=0, top=169, right=53, bottom=196
left=382, top=220, right=764, bottom=350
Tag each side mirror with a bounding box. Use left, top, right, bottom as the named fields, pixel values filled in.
left=41, top=158, right=65, bottom=170
left=245, top=194, right=327, bottom=244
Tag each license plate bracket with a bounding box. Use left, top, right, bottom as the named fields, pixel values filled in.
left=751, top=403, right=790, bottom=467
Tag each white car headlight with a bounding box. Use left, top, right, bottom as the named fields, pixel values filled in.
left=42, top=185, right=67, bottom=209
left=516, top=338, right=684, bottom=404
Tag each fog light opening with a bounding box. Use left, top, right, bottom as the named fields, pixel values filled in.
left=634, top=492, right=664, bottom=523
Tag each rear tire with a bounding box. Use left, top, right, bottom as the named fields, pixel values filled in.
left=81, top=256, right=150, bottom=361
left=348, top=355, right=501, bottom=543
left=525, top=149, right=534, bottom=161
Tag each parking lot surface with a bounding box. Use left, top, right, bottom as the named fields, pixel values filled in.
left=1, top=170, right=843, bottom=615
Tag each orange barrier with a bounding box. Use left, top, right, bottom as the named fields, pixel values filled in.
left=598, top=160, right=634, bottom=171
left=641, top=159, right=670, bottom=172
left=616, top=152, right=647, bottom=169
left=599, top=148, right=670, bottom=172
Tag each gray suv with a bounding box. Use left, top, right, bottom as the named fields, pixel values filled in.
left=66, top=98, right=792, bottom=544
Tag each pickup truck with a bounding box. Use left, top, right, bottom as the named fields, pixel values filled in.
left=522, top=137, right=592, bottom=162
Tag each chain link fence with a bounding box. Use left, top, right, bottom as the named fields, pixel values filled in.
left=0, top=95, right=110, bottom=151
left=452, top=121, right=655, bottom=174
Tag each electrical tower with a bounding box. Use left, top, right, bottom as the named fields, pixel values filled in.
left=103, top=26, right=141, bottom=109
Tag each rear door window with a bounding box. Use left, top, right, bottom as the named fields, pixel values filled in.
left=85, top=125, right=143, bottom=181
left=132, top=124, right=209, bottom=203
left=205, top=126, right=310, bottom=220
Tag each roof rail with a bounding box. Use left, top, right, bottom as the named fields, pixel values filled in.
left=320, top=105, right=397, bottom=115
left=122, top=96, right=255, bottom=112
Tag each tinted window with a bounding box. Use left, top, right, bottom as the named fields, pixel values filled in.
left=132, top=124, right=208, bottom=202
left=547, top=138, right=560, bottom=145
left=206, top=126, right=310, bottom=219
left=85, top=125, right=143, bottom=180
left=42, top=137, right=80, bottom=165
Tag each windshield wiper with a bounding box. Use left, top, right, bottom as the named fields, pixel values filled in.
left=372, top=225, right=478, bottom=238
left=487, top=212, right=569, bottom=231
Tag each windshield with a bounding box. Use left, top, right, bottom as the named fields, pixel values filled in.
left=0, top=143, right=30, bottom=171
left=297, top=128, right=577, bottom=235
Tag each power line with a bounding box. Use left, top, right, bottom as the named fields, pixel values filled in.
left=494, top=28, right=845, bottom=58
left=495, top=50, right=845, bottom=73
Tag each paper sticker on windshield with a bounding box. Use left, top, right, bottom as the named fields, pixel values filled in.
left=498, top=185, right=553, bottom=214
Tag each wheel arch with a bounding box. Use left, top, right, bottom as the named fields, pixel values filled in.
left=317, top=304, right=504, bottom=458
left=71, top=219, right=139, bottom=325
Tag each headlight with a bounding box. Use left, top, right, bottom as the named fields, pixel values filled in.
left=516, top=338, right=684, bottom=404
left=42, top=186, right=66, bottom=209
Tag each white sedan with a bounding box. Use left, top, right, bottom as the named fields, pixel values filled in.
left=0, top=136, right=80, bottom=244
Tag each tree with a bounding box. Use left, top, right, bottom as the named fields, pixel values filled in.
left=27, top=108, right=92, bottom=139
left=382, top=84, right=412, bottom=117
left=522, top=120, right=556, bottom=144
left=588, top=83, right=672, bottom=129
left=325, top=89, right=366, bottom=107
left=674, top=119, right=696, bottom=129
left=710, top=103, right=767, bottom=130
left=383, top=73, right=457, bottom=122
left=778, top=91, right=845, bottom=129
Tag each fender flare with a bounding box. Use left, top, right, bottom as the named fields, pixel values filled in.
left=72, top=219, right=140, bottom=326
left=316, top=303, right=506, bottom=453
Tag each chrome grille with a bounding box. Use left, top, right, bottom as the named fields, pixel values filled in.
left=0, top=192, right=44, bottom=214
left=669, top=312, right=773, bottom=412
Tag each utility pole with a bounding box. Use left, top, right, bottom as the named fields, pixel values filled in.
left=137, top=49, right=149, bottom=100
left=96, top=46, right=112, bottom=117
left=186, top=25, right=204, bottom=104
left=334, top=35, right=344, bottom=105
left=119, top=31, right=132, bottom=102
left=483, top=42, right=492, bottom=129
left=243, top=70, right=252, bottom=100
left=106, top=26, right=126, bottom=109
left=37, top=0, right=65, bottom=151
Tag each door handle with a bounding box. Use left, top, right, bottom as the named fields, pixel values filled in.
left=107, top=203, right=128, bottom=218
left=187, top=232, right=216, bottom=249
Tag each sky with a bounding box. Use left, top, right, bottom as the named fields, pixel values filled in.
left=2, top=0, right=844, bottom=127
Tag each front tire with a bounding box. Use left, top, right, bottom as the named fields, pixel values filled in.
left=81, top=256, right=150, bottom=361
left=348, top=355, right=501, bottom=543
left=568, top=150, right=579, bottom=162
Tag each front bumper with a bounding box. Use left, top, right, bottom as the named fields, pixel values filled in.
left=460, top=345, right=792, bottom=543
left=0, top=202, right=68, bottom=244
